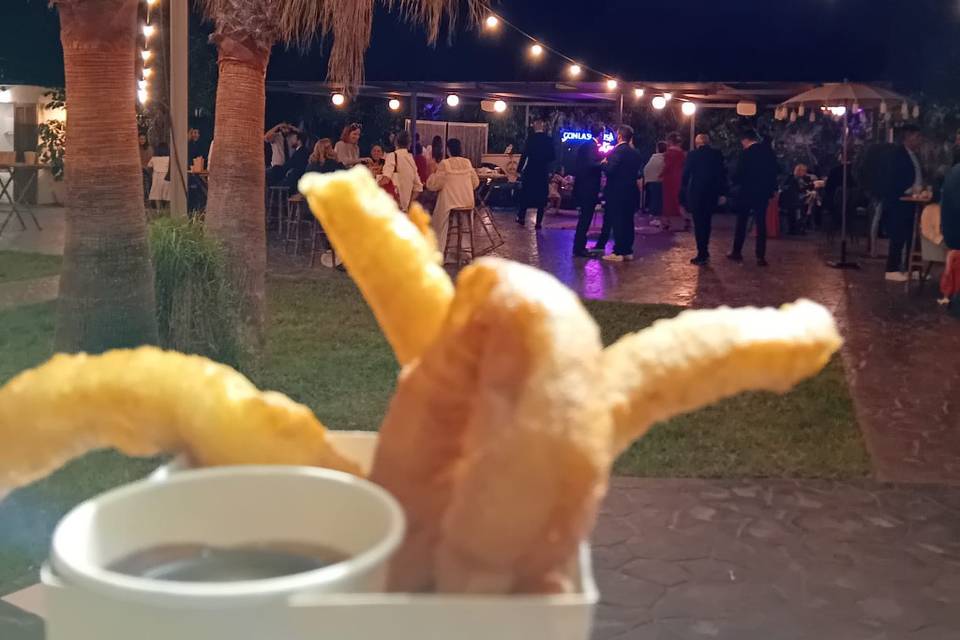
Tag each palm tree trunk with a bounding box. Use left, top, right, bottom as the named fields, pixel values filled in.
left=54, top=0, right=159, bottom=353
left=204, top=38, right=269, bottom=345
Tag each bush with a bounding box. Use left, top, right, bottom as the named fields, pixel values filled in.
left=149, top=216, right=242, bottom=367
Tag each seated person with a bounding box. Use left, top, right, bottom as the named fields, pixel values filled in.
left=280, top=130, right=310, bottom=190
left=779, top=163, right=815, bottom=234
left=305, top=138, right=345, bottom=174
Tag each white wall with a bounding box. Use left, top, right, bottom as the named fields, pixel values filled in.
left=0, top=85, right=64, bottom=204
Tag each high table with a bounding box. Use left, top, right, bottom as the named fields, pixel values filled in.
left=0, top=163, right=44, bottom=236
left=901, top=194, right=932, bottom=292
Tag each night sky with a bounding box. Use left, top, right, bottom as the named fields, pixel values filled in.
left=3, top=0, right=959, bottom=95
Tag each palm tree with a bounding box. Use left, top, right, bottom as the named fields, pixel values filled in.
left=54, top=0, right=160, bottom=352
left=198, top=0, right=483, bottom=343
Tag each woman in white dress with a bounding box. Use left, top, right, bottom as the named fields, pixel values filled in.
left=426, top=138, right=479, bottom=250
left=147, top=144, right=171, bottom=207
left=334, top=123, right=362, bottom=168
left=381, top=131, right=424, bottom=211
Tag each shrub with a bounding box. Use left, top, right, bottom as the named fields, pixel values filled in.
left=149, top=216, right=242, bottom=367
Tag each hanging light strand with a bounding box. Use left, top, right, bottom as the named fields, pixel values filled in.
left=484, top=11, right=617, bottom=83
left=138, top=0, right=156, bottom=104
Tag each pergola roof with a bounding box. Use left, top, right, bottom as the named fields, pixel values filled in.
left=266, top=80, right=818, bottom=108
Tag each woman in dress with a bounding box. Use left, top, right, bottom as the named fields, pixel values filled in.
left=661, top=132, right=688, bottom=231
left=382, top=131, right=424, bottom=211
left=146, top=143, right=171, bottom=208
left=335, top=123, right=362, bottom=168
left=426, top=138, right=479, bottom=252
left=138, top=133, right=153, bottom=201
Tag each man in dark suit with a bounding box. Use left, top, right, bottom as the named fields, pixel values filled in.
left=281, top=130, right=310, bottom=190
left=601, top=125, right=645, bottom=262
left=882, top=125, right=924, bottom=281
left=729, top=129, right=779, bottom=266
left=572, top=126, right=604, bottom=257
left=516, top=119, right=556, bottom=228
left=682, top=133, right=727, bottom=265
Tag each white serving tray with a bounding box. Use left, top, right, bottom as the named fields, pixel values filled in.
left=43, top=431, right=598, bottom=640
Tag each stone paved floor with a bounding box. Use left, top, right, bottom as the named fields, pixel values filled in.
left=593, top=477, right=960, bottom=640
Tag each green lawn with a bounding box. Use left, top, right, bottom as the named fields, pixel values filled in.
left=0, top=251, right=62, bottom=284
left=0, top=272, right=869, bottom=595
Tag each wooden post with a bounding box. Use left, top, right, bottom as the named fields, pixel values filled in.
left=169, top=0, right=188, bottom=217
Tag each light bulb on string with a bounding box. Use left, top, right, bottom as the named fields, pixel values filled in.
left=138, top=89, right=149, bottom=104
left=138, top=79, right=148, bottom=90
left=809, top=110, right=816, bottom=123
left=494, top=99, right=507, bottom=113
left=388, top=98, right=401, bottom=111
left=146, top=0, right=157, bottom=5
left=912, top=104, right=920, bottom=118
left=663, top=92, right=673, bottom=101
left=142, top=67, right=153, bottom=78
left=606, top=79, right=619, bottom=91
left=652, top=96, right=667, bottom=110
left=331, top=93, right=345, bottom=106
left=446, top=94, right=460, bottom=107
left=568, top=64, right=581, bottom=77
left=798, top=105, right=805, bottom=117
left=141, top=49, right=152, bottom=62
left=529, top=43, right=544, bottom=58
left=634, top=87, right=645, bottom=98
left=681, top=102, right=697, bottom=116
left=484, top=15, right=499, bottom=30
left=143, top=24, right=155, bottom=38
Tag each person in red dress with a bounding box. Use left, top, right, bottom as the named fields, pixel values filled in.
left=661, top=132, right=688, bottom=231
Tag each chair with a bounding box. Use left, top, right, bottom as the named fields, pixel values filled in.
left=284, top=194, right=309, bottom=256
left=267, top=186, right=290, bottom=239
left=444, top=208, right=475, bottom=266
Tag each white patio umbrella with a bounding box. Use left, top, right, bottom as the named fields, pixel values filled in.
left=780, top=83, right=916, bottom=268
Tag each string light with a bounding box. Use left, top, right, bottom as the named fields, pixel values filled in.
left=606, top=79, right=619, bottom=91
left=388, top=98, right=401, bottom=111
left=138, top=79, right=148, bottom=90
left=634, top=87, right=645, bottom=98
left=529, top=43, right=544, bottom=58
left=569, top=64, right=581, bottom=77
left=484, top=15, right=499, bottom=29
left=142, top=67, right=153, bottom=78
left=141, top=49, right=152, bottom=61
left=494, top=99, right=507, bottom=113
left=143, top=24, right=155, bottom=38
left=138, top=0, right=156, bottom=108
left=146, top=0, right=156, bottom=5
left=652, top=96, right=667, bottom=110
left=332, top=93, right=346, bottom=106
left=682, top=102, right=697, bottom=116
left=663, top=92, right=673, bottom=101
left=138, top=89, right=149, bottom=104
left=446, top=94, right=460, bottom=107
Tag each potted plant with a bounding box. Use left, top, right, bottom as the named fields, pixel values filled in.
left=38, top=89, right=66, bottom=204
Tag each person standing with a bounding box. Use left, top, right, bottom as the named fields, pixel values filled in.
left=882, top=125, right=925, bottom=281
left=729, top=129, right=779, bottom=266
left=681, top=134, right=727, bottom=265
left=138, top=133, right=153, bottom=201
left=264, top=122, right=294, bottom=185
left=643, top=141, right=666, bottom=219
left=382, top=131, right=424, bottom=211
left=940, top=147, right=960, bottom=305
left=516, top=119, right=556, bottom=229
left=661, top=132, right=687, bottom=231
left=572, top=126, right=604, bottom=257
left=335, top=123, right=363, bottom=168
left=426, top=138, right=480, bottom=253
left=601, top=125, right=644, bottom=262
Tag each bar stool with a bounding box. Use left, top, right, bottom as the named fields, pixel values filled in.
left=473, top=204, right=504, bottom=256
left=267, top=186, right=290, bottom=239
left=308, top=218, right=338, bottom=268
left=444, top=207, right=475, bottom=266
left=284, top=194, right=309, bottom=255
